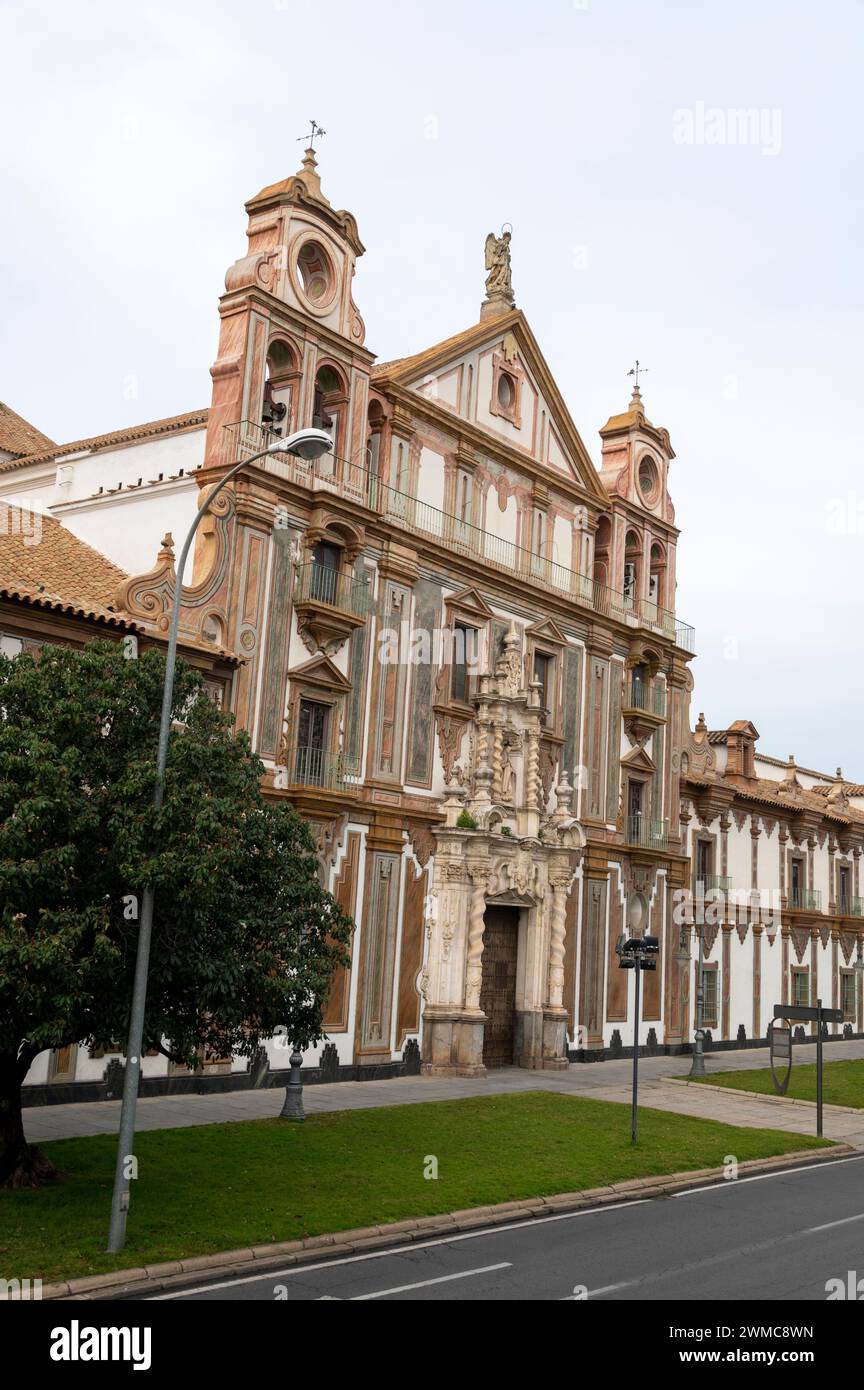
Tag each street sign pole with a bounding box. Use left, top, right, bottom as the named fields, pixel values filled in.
left=816, top=998, right=823, bottom=1138
left=773, top=1001, right=841, bottom=1139
left=632, top=960, right=641, bottom=1145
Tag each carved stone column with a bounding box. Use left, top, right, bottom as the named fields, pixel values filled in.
left=465, top=868, right=490, bottom=1010
left=542, top=868, right=571, bottom=1069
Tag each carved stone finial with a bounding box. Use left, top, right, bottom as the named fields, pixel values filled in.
left=158, top=532, right=175, bottom=562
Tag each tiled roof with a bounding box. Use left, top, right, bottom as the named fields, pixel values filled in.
left=0, top=403, right=55, bottom=459
left=0, top=507, right=127, bottom=616
left=371, top=313, right=521, bottom=382
left=684, top=769, right=864, bottom=828
left=0, top=409, right=208, bottom=474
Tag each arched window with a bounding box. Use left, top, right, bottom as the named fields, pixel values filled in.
left=623, top=530, right=642, bottom=607
left=593, top=514, right=612, bottom=587
left=262, top=340, right=298, bottom=437
left=648, top=541, right=666, bottom=608
left=312, top=364, right=348, bottom=470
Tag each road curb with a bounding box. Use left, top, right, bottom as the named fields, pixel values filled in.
left=663, top=1077, right=864, bottom=1114
left=35, top=1143, right=857, bottom=1302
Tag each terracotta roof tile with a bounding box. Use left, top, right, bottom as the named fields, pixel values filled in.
left=0, top=507, right=127, bottom=613
left=0, top=408, right=208, bottom=474
left=0, top=403, right=55, bottom=459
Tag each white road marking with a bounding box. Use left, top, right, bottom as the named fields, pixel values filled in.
left=351, top=1262, right=511, bottom=1300
left=671, top=1152, right=864, bottom=1196
left=804, top=1211, right=864, bottom=1234
left=149, top=1200, right=649, bottom=1299
left=587, top=1281, right=633, bottom=1298
left=150, top=1157, right=861, bottom=1301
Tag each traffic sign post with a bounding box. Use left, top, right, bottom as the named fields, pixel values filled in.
left=773, top=1000, right=842, bottom=1137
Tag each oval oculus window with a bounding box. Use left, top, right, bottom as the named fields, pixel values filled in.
left=296, top=241, right=333, bottom=304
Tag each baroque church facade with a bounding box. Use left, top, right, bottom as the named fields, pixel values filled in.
left=2, top=149, right=861, bottom=1098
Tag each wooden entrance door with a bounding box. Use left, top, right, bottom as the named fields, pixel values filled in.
left=479, top=906, right=520, bottom=1068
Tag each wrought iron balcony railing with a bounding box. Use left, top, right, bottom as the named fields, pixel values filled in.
left=627, top=679, right=666, bottom=715
left=222, top=420, right=696, bottom=652
left=790, top=888, right=822, bottom=912
left=695, top=875, right=732, bottom=895
left=294, top=561, right=370, bottom=617
left=284, top=745, right=361, bottom=792
left=625, top=816, right=670, bottom=852
left=839, top=896, right=864, bottom=917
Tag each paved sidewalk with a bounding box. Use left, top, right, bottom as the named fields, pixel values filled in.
left=24, top=1039, right=864, bottom=1147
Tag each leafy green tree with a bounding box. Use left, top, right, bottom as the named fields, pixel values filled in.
left=0, top=640, right=352, bottom=1187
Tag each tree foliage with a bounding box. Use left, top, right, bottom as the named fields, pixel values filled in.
left=0, top=639, right=352, bottom=1185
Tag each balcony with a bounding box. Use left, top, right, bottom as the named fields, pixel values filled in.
left=790, top=888, right=822, bottom=913
left=624, top=816, right=670, bottom=853
left=696, top=875, right=732, bottom=895
left=221, top=420, right=697, bottom=652
left=839, top=897, right=864, bottom=918
left=293, top=560, right=370, bottom=652
left=622, top=677, right=666, bottom=743
left=284, top=746, right=361, bottom=793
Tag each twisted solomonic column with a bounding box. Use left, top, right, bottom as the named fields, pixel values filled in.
left=547, top=872, right=571, bottom=1009
left=465, top=869, right=490, bottom=1010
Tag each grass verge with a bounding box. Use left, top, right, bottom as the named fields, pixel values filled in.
left=3, top=1091, right=831, bottom=1283
left=691, top=1058, right=864, bottom=1108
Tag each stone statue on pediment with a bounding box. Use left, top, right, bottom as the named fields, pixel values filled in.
left=484, top=230, right=513, bottom=300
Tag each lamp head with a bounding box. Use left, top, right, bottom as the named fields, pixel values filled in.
left=269, top=428, right=333, bottom=461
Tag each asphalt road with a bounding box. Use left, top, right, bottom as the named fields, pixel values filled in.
left=149, top=1152, right=864, bottom=1302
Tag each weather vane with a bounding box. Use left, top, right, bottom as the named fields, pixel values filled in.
left=628, top=360, right=648, bottom=389
left=297, top=120, right=326, bottom=151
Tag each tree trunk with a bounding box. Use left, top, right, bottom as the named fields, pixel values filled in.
left=0, top=1055, right=58, bottom=1188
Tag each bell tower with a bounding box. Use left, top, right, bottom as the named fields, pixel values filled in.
left=594, top=380, right=679, bottom=617
left=202, top=144, right=371, bottom=473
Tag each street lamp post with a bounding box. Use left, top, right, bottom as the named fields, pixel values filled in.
left=689, top=921, right=706, bottom=1077
left=616, top=933, right=659, bottom=1143
left=106, top=428, right=333, bottom=1253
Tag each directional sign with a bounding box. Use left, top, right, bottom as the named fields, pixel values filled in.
left=772, top=998, right=838, bottom=1138
left=773, top=1004, right=842, bottom=1024
left=769, top=1020, right=792, bottom=1095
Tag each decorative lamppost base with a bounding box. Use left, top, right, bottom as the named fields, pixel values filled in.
left=279, top=1049, right=305, bottom=1121
left=689, top=1030, right=706, bottom=1077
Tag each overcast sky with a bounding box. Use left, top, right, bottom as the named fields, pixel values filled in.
left=2, top=0, right=862, bottom=773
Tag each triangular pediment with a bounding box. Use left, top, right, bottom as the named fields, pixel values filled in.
left=621, top=745, right=657, bottom=773
left=374, top=310, right=607, bottom=503
left=525, top=617, right=568, bottom=647
left=444, top=586, right=495, bottom=620
left=287, top=652, right=353, bottom=693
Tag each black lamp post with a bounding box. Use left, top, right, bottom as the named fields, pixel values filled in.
left=616, top=933, right=659, bottom=1142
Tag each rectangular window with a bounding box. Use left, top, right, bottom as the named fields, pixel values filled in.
left=701, top=968, right=719, bottom=1027
left=792, top=969, right=810, bottom=1007
left=839, top=866, right=850, bottom=914
left=450, top=623, right=477, bottom=704
left=296, top=699, right=330, bottom=785
left=841, top=971, right=857, bottom=1022
left=791, top=860, right=802, bottom=909
left=533, top=650, right=553, bottom=724
left=696, top=840, right=712, bottom=896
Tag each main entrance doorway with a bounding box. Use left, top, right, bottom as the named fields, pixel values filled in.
left=479, top=906, right=520, bottom=1068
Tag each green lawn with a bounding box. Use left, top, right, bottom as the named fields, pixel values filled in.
left=2, top=1092, right=830, bottom=1283
left=692, top=1058, right=864, bottom=1108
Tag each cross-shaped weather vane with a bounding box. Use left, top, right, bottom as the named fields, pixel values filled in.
left=297, top=120, right=326, bottom=151
left=628, top=360, right=648, bottom=389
